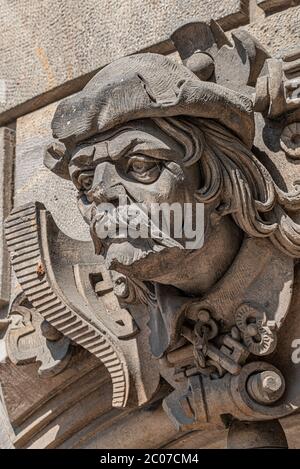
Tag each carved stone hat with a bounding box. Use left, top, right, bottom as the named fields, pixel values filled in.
left=47, top=53, right=254, bottom=178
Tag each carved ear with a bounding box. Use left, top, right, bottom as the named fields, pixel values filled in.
left=44, top=142, right=70, bottom=180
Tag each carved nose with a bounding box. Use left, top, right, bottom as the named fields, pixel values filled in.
left=91, top=183, right=127, bottom=205
left=88, top=161, right=126, bottom=204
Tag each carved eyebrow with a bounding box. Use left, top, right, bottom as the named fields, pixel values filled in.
left=102, top=139, right=138, bottom=162
left=70, top=145, right=97, bottom=167
left=104, top=133, right=174, bottom=161
left=70, top=129, right=137, bottom=167
left=70, top=127, right=175, bottom=168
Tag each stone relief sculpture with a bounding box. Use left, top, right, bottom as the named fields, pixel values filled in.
left=5, top=20, right=300, bottom=447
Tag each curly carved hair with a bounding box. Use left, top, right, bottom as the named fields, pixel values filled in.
left=154, top=116, right=300, bottom=258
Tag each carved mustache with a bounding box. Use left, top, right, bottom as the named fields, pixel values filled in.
left=89, top=203, right=183, bottom=255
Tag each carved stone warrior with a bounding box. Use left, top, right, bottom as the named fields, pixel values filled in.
left=5, top=20, right=300, bottom=448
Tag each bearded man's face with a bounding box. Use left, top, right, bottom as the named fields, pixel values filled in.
left=68, top=119, right=204, bottom=281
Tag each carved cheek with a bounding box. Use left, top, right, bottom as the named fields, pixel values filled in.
left=151, top=163, right=188, bottom=203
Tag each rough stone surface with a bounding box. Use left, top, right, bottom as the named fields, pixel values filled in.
left=244, top=5, right=300, bottom=56
left=14, top=103, right=89, bottom=241
left=0, top=127, right=14, bottom=307
left=0, top=396, right=14, bottom=449
left=0, top=1, right=248, bottom=124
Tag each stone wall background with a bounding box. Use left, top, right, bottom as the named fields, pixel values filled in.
left=0, top=0, right=300, bottom=449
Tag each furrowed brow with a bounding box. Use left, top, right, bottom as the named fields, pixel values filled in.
left=70, top=145, right=96, bottom=167
left=103, top=138, right=138, bottom=162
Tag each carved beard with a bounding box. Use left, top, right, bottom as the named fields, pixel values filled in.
left=105, top=239, right=164, bottom=270
left=90, top=204, right=185, bottom=278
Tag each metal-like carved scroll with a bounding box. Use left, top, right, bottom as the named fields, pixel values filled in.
left=5, top=203, right=130, bottom=407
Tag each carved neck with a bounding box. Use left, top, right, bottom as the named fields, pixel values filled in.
left=154, top=215, right=243, bottom=296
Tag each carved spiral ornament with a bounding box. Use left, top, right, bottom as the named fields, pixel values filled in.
left=235, top=304, right=277, bottom=356
left=280, top=122, right=300, bottom=159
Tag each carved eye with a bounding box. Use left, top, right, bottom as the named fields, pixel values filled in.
left=77, top=170, right=95, bottom=191
left=126, top=155, right=161, bottom=183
